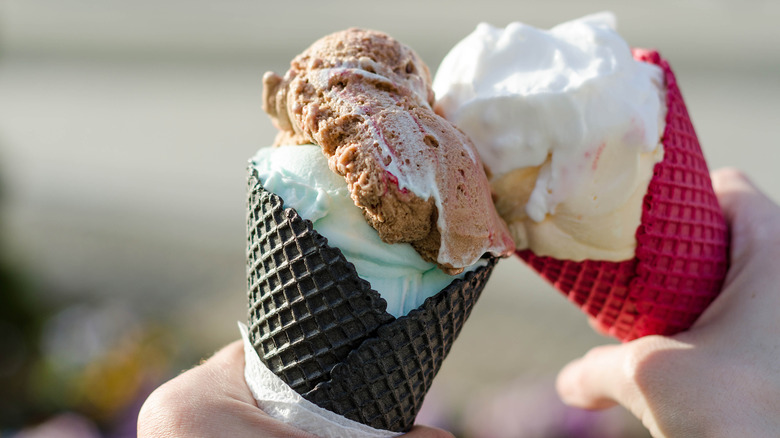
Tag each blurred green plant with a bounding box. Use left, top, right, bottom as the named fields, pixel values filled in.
left=0, top=163, right=176, bottom=432
left=0, top=167, right=53, bottom=427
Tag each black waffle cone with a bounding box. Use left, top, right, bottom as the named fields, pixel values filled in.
left=247, top=169, right=395, bottom=395
left=246, top=167, right=496, bottom=432
left=302, top=259, right=494, bottom=431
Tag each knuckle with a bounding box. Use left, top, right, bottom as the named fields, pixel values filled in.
left=137, top=381, right=194, bottom=437
left=712, top=167, right=746, bottom=183
left=617, top=336, right=669, bottom=400
left=623, top=335, right=685, bottom=390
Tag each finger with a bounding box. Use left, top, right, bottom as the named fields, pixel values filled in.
left=403, top=425, right=456, bottom=438
left=556, top=344, right=634, bottom=410
left=139, top=341, right=317, bottom=438
left=189, top=340, right=259, bottom=406
left=586, top=316, right=613, bottom=338
left=710, top=167, right=775, bottom=223
left=711, top=167, right=755, bottom=226
left=711, top=168, right=780, bottom=261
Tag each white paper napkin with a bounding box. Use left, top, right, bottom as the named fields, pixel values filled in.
left=239, top=322, right=401, bottom=438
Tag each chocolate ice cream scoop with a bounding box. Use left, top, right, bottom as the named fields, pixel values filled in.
left=262, top=28, right=514, bottom=274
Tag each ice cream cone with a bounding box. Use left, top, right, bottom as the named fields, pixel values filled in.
left=518, top=50, right=729, bottom=342
left=247, top=169, right=496, bottom=431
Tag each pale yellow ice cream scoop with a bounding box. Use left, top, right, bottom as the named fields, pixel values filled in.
left=433, top=12, right=666, bottom=262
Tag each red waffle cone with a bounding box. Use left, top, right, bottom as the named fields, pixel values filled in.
left=518, top=50, right=729, bottom=342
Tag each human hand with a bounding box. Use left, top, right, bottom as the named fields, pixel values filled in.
left=137, top=340, right=453, bottom=438
left=556, top=168, right=780, bottom=437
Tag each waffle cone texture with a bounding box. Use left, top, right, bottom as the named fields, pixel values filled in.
left=518, top=50, right=729, bottom=342
left=246, top=169, right=496, bottom=432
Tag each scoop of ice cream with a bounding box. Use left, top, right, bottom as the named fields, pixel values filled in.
left=262, top=28, right=515, bottom=273
left=251, top=144, right=483, bottom=318
left=433, top=12, right=666, bottom=261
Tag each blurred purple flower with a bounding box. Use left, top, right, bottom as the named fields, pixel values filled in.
left=463, top=378, right=632, bottom=438
left=415, top=383, right=455, bottom=431
left=12, top=413, right=101, bottom=438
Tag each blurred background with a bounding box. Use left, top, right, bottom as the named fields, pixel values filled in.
left=1, top=1, right=779, bottom=436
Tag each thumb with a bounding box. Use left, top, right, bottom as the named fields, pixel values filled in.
left=556, top=337, right=692, bottom=438
left=711, top=168, right=780, bottom=263
left=556, top=344, right=641, bottom=412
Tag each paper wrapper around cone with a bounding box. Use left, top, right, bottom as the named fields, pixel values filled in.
left=518, top=50, right=729, bottom=342
left=246, top=169, right=496, bottom=432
